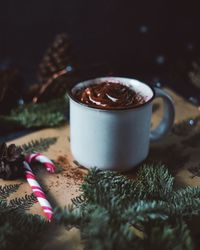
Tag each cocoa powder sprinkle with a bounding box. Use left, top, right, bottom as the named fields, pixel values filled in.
left=56, top=155, right=85, bottom=184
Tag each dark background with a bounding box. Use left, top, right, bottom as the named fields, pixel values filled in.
left=0, top=0, right=200, bottom=98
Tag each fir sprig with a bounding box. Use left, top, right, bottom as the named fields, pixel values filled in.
left=142, top=218, right=193, bottom=249
left=57, top=164, right=200, bottom=250
left=134, top=164, right=174, bottom=200
left=0, top=96, right=69, bottom=129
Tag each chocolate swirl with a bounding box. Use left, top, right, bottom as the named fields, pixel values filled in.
left=74, top=81, right=146, bottom=110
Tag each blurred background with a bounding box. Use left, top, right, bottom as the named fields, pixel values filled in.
left=0, top=0, right=200, bottom=137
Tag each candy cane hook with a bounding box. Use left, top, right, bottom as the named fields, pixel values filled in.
left=23, top=153, right=55, bottom=221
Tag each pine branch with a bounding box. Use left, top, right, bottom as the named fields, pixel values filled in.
left=0, top=96, right=69, bottom=129
left=135, top=164, right=174, bottom=200
left=0, top=184, right=21, bottom=202
left=20, top=137, right=57, bottom=154
left=143, top=218, right=194, bottom=250
left=57, top=205, right=86, bottom=227
left=80, top=168, right=137, bottom=207
left=57, top=164, right=200, bottom=250
left=122, top=200, right=170, bottom=224
left=169, top=187, right=200, bottom=217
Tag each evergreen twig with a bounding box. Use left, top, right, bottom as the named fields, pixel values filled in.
left=57, top=164, right=200, bottom=250
left=0, top=96, right=69, bottom=129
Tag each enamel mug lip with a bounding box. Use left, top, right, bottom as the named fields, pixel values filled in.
left=68, top=77, right=156, bottom=112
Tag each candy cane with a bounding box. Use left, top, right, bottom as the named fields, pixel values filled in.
left=23, top=153, right=56, bottom=221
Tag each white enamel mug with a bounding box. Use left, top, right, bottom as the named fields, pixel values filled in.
left=68, top=77, right=175, bottom=171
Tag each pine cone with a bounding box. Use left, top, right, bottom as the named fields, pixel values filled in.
left=37, top=33, right=74, bottom=83
left=0, top=143, right=25, bottom=180
left=0, top=68, right=24, bottom=114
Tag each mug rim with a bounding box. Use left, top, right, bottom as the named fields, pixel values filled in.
left=68, top=77, right=155, bottom=111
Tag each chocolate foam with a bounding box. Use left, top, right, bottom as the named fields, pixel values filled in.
left=74, top=81, right=146, bottom=110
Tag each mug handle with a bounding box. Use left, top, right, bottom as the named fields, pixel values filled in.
left=150, top=87, right=175, bottom=142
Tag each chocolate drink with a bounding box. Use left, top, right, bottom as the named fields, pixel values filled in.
left=74, top=81, right=146, bottom=110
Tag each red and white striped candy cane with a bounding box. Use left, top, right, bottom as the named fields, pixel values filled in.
left=23, top=153, right=56, bottom=221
